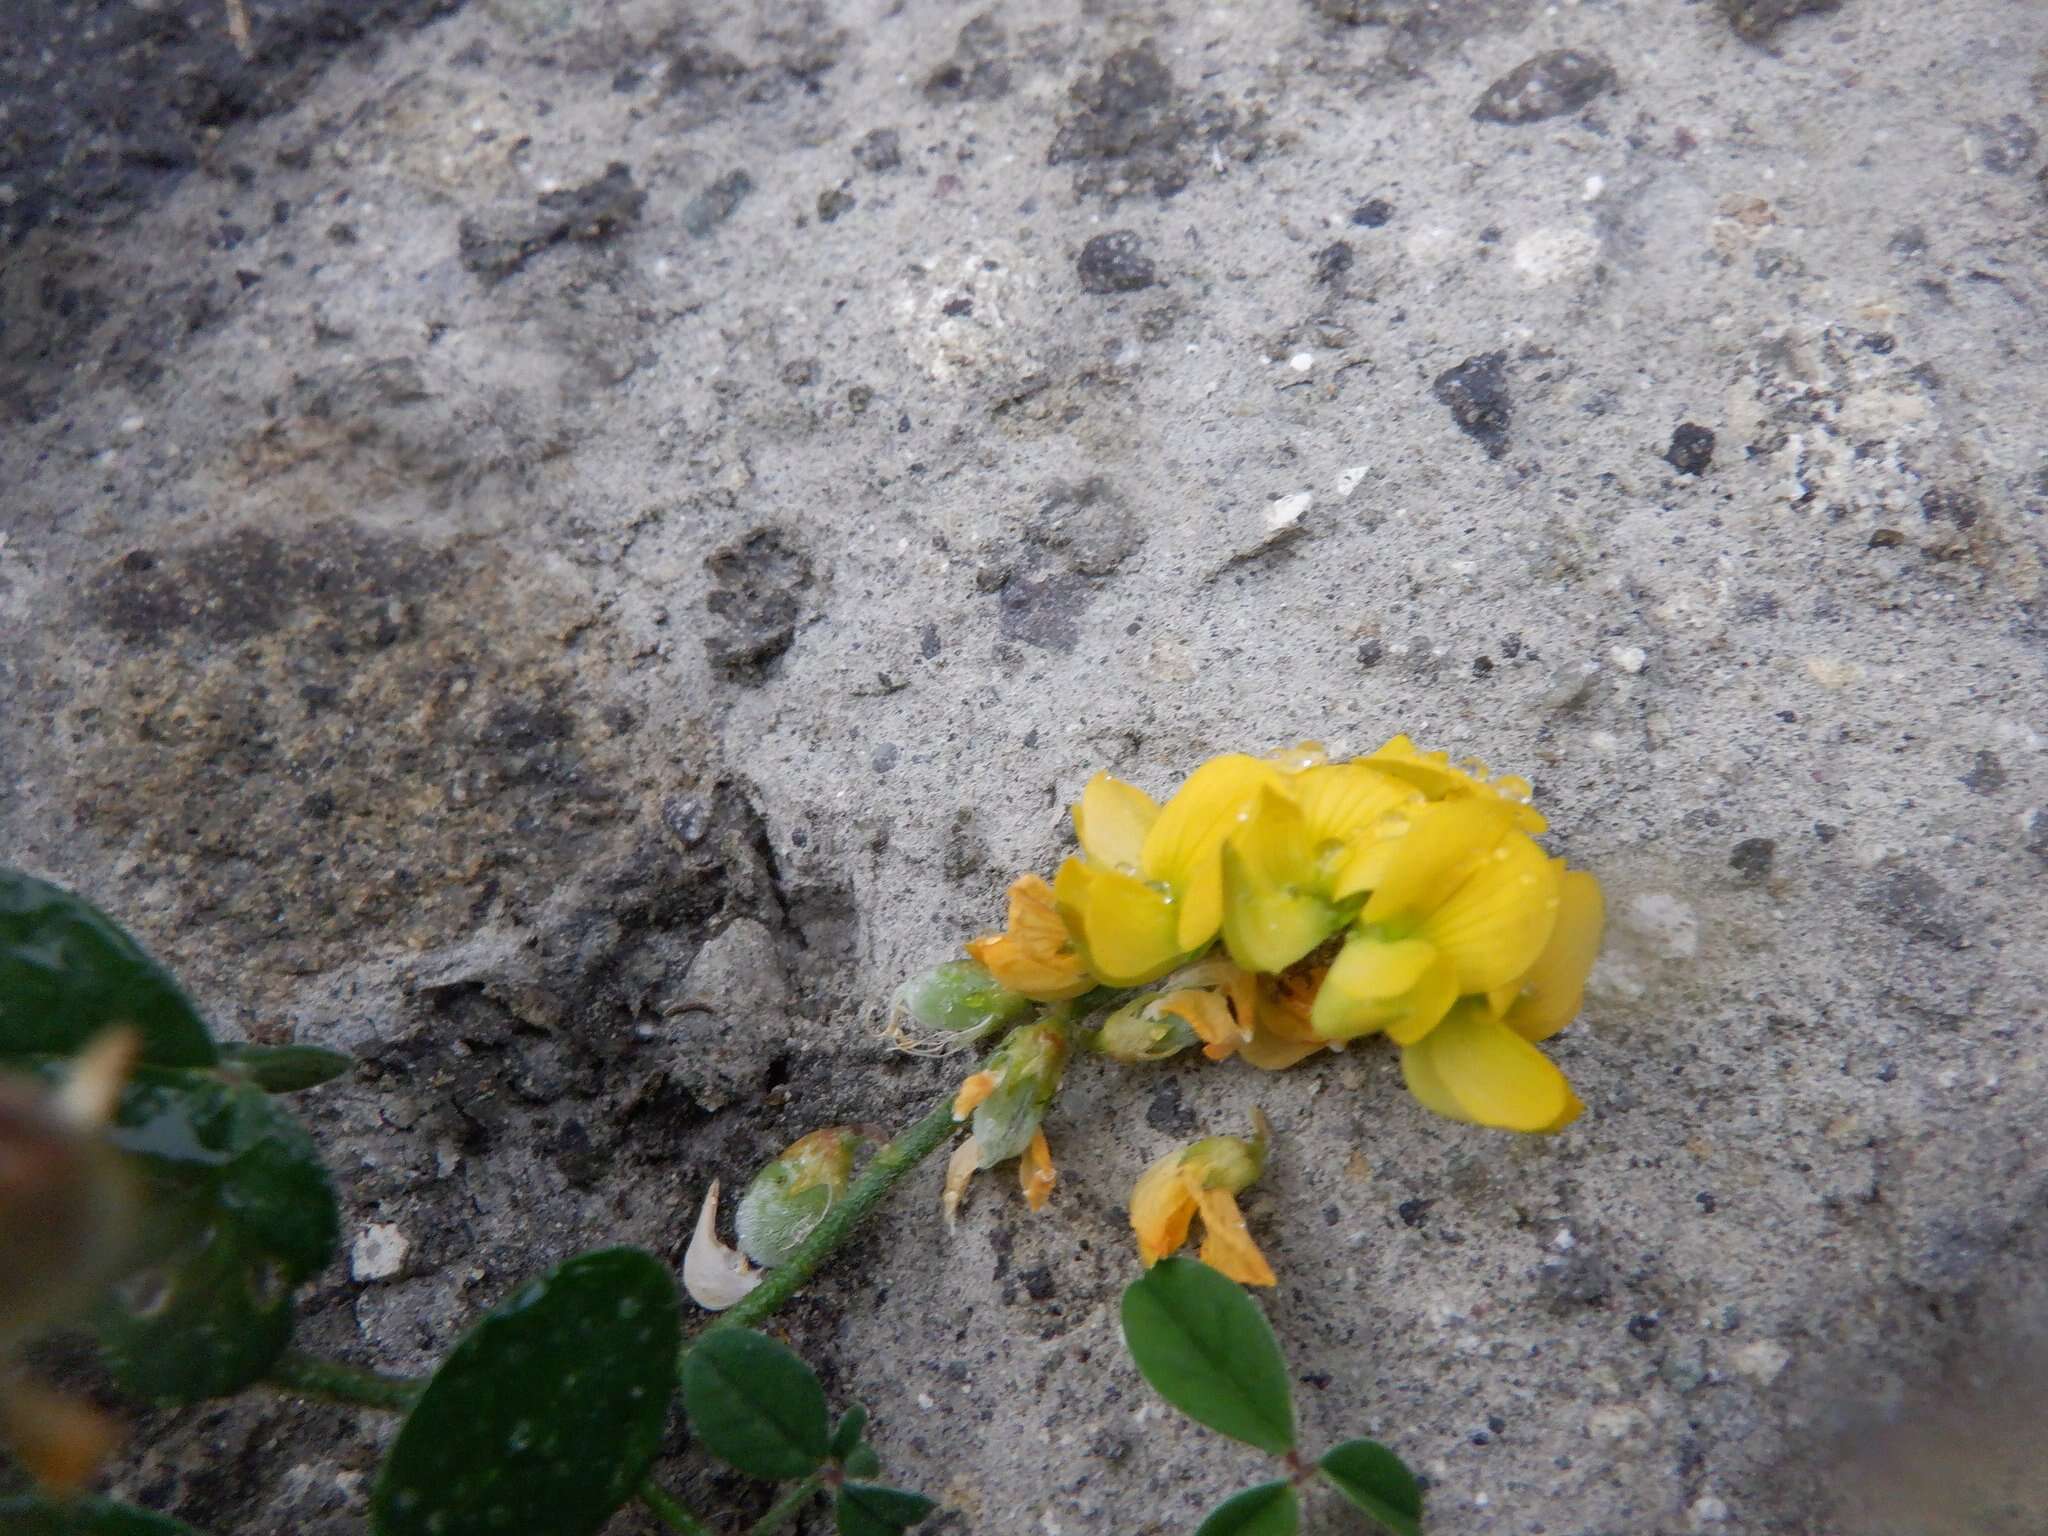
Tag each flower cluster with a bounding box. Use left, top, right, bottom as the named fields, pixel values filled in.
left=971, top=738, right=1602, bottom=1133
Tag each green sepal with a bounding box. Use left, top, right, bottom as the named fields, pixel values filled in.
left=680, top=1327, right=830, bottom=1481
left=1118, top=1257, right=1295, bottom=1455
left=371, top=1248, right=680, bottom=1536
left=1194, top=1482, right=1299, bottom=1536
left=971, top=1017, right=1069, bottom=1167
left=1319, top=1439, right=1424, bottom=1536
left=890, top=959, right=1033, bottom=1038
left=218, top=1042, right=353, bottom=1093
left=835, top=1483, right=937, bottom=1536
left=0, top=868, right=216, bottom=1068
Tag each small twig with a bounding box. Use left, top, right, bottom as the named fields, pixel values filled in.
left=263, top=1349, right=424, bottom=1412
left=640, top=1477, right=720, bottom=1536
left=746, top=1471, right=827, bottom=1536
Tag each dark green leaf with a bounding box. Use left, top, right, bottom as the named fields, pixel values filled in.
left=844, top=1442, right=883, bottom=1478
left=1319, top=1439, right=1423, bottom=1536
left=1194, top=1482, right=1298, bottom=1536
left=680, top=1327, right=830, bottom=1481
left=830, top=1404, right=870, bottom=1461
left=219, top=1042, right=353, bottom=1093
left=372, top=1248, right=680, bottom=1536
left=92, top=1071, right=338, bottom=1401
left=835, top=1483, right=937, bottom=1536
left=1119, top=1257, right=1295, bottom=1455
left=0, top=1495, right=208, bottom=1534
left=0, top=869, right=216, bottom=1068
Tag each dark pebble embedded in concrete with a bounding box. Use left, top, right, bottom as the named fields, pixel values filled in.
left=1433, top=352, right=1512, bottom=457
left=817, top=186, right=856, bottom=222
left=1350, top=198, right=1394, bottom=227
left=1076, top=230, right=1158, bottom=293
left=1718, top=0, right=1843, bottom=43
left=1665, top=423, right=1716, bottom=475
left=1730, top=838, right=1776, bottom=881
left=1315, top=241, right=1355, bottom=283
left=682, top=169, right=754, bottom=237
left=853, top=128, right=904, bottom=172
left=1472, top=50, right=1615, bottom=125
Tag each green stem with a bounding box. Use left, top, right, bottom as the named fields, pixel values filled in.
left=264, top=1349, right=424, bottom=1412
left=693, top=995, right=1108, bottom=1347
left=706, top=1092, right=961, bottom=1337
left=640, top=1477, right=719, bottom=1536
left=746, top=1471, right=826, bottom=1536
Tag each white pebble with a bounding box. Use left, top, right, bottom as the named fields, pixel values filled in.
left=350, top=1223, right=410, bottom=1282
left=1611, top=644, right=1648, bottom=673
left=1289, top=352, right=1314, bottom=372
left=1267, top=492, right=1312, bottom=531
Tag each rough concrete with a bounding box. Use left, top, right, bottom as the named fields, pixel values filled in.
left=2, top=0, right=2045, bottom=1532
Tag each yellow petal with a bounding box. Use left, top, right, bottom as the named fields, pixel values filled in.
left=1019, top=1130, right=1057, bottom=1212
left=1351, top=799, right=1513, bottom=919
left=1130, top=1155, right=1197, bottom=1265
left=1308, top=934, right=1454, bottom=1042
left=1073, top=773, right=1161, bottom=871
left=1506, top=868, right=1605, bottom=1042
left=1156, top=987, right=1246, bottom=1061
left=1289, top=762, right=1422, bottom=849
left=1055, top=857, right=1184, bottom=986
left=1419, top=832, right=1563, bottom=994
left=1366, top=735, right=1548, bottom=834
left=1194, top=1188, right=1277, bottom=1287
left=942, top=1135, right=980, bottom=1228
left=966, top=873, right=1092, bottom=1000
left=0, top=1377, right=122, bottom=1495
left=1220, top=790, right=1341, bottom=973
left=1233, top=1024, right=1327, bottom=1071
left=1399, top=1007, right=1581, bottom=1133
left=951, top=1071, right=998, bottom=1121
left=1140, top=755, right=1281, bottom=950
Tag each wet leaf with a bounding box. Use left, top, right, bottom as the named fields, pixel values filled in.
left=1194, top=1482, right=1298, bottom=1536
left=372, top=1248, right=680, bottom=1536
left=681, top=1327, right=830, bottom=1481
left=91, top=1071, right=338, bottom=1401
left=1319, top=1439, right=1423, bottom=1535
left=835, top=1483, right=937, bottom=1536
left=218, top=1042, right=352, bottom=1093
left=0, top=1495, right=208, bottom=1534
left=0, top=869, right=216, bottom=1068
left=1119, top=1257, right=1294, bottom=1455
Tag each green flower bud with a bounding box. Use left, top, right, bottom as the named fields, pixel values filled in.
left=1085, top=995, right=1199, bottom=1063
left=735, top=1127, right=869, bottom=1267
left=888, top=959, right=1035, bottom=1051
left=1183, top=1108, right=1271, bottom=1196
left=970, top=1017, right=1071, bottom=1168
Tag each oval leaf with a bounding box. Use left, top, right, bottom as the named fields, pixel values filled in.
left=1119, top=1257, right=1295, bottom=1455
left=1319, top=1439, right=1423, bottom=1536
left=0, top=1495, right=208, bottom=1535
left=1194, top=1482, right=1298, bottom=1536
left=0, top=869, right=216, bottom=1068
left=93, top=1073, right=338, bottom=1401
left=681, top=1326, right=830, bottom=1480
left=830, top=1404, right=870, bottom=1462
left=218, top=1042, right=353, bottom=1094
left=372, top=1248, right=679, bottom=1536
left=836, top=1483, right=938, bottom=1536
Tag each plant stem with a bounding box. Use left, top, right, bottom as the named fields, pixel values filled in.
left=640, top=1477, right=719, bottom=1536
left=705, top=1092, right=961, bottom=1338
left=264, top=1349, right=424, bottom=1412
left=746, top=1471, right=826, bottom=1536
left=686, top=993, right=1113, bottom=1347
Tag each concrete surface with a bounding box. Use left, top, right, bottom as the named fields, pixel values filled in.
left=3, top=0, right=2046, bottom=1532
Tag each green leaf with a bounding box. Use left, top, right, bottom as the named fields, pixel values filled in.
left=844, top=1442, right=883, bottom=1478
left=372, top=1248, right=680, bottom=1536
left=0, top=1495, right=208, bottom=1534
left=835, top=1483, right=937, bottom=1536
left=680, top=1327, right=830, bottom=1481
left=92, top=1071, right=339, bottom=1401
left=830, top=1404, right=870, bottom=1461
left=0, top=868, right=216, bottom=1068
left=218, top=1042, right=353, bottom=1093
left=1194, top=1482, right=1298, bottom=1536
left=1119, top=1257, right=1295, bottom=1455
left=1319, top=1439, right=1424, bottom=1536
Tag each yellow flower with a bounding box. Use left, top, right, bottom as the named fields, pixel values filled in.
left=1129, top=1113, right=1276, bottom=1286
left=966, top=874, right=1093, bottom=1001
